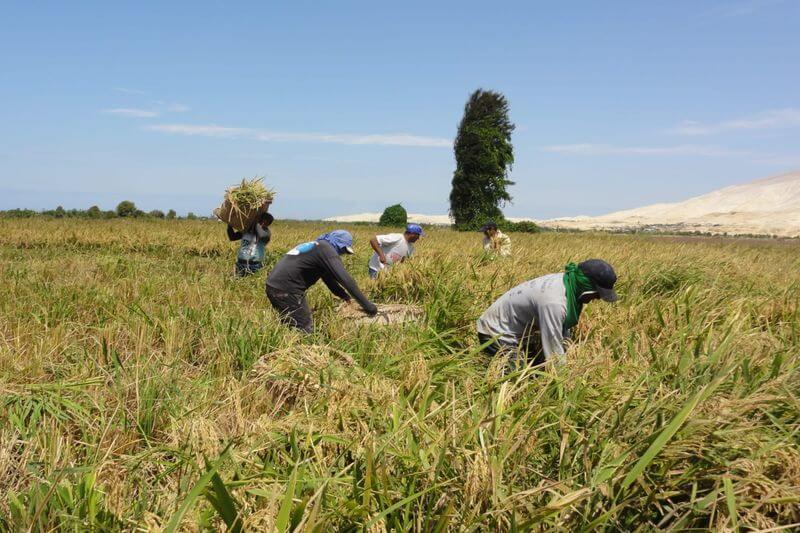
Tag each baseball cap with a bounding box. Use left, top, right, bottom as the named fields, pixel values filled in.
left=406, top=223, right=424, bottom=235
left=316, top=230, right=356, bottom=255
left=479, top=220, right=498, bottom=232
left=577, top=259, right=618, bottom=302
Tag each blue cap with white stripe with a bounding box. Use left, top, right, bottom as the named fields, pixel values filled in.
left=406, top=223, right=424, bottom=236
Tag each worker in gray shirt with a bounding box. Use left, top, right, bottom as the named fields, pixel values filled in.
left=477, top=259, right=618, bottom=370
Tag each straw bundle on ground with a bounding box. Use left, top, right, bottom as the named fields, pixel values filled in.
left=244, top=345, right=358, bottom=411
left=337, top=302, right=424, bottom=326
left=213, top=177, right=275, bottom=232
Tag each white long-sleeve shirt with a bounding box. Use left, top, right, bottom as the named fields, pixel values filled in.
left=483, top=230, right=512, bottom=257
left=476, top=273, right=569, bottom=362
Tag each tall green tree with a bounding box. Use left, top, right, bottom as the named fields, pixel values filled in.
left=449, top=89, right=515, bottom=230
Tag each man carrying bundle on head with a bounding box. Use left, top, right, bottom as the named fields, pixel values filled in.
left=367, top=223, right=424, bottom=279
left=227, top=212, right=274, bottom=277
left=476, top=259, right=618, bottom=371
left=266, top=230, right=378, bottom=333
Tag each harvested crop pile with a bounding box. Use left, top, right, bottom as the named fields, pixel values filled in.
left=243, top=345, right=358, bottom=412
left=337, top=302, right=424, bottom=325
left=213, top=177, right=275, bottom=232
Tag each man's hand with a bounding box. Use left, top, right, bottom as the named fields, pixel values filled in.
left=379, top=252, right=388, bottom=264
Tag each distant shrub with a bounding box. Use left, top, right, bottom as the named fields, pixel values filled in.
left=116, top=201, right=137, bottom=218
left=186, top=212, right=197, bottom=220
left=87, top=205, right=102, bottom=218
left=500, top=220, right=541, bottom=233
left=148, top=209, right=165, bottom=219
left=379, top=204, right=407, bottom=226
left=166, top=209, right=177, bottom=220
left=0, top=209, right=36, bottom=218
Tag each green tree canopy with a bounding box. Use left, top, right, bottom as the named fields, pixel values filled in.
left=449, top=89, right=515, bottom=230
left=379, top=204, right=408, bottom=226
left=116, top=200, right=137, bottom=218
left=166, top=209, right=177, bottom=220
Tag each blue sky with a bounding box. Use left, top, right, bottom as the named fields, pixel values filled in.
left=1, top=0, right=798, bottom=219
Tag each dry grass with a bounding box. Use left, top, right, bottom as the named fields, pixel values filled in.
left=0, top=218, right=799, bottom=530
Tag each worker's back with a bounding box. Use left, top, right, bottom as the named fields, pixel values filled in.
left=476, top=273, right=567, bottom=347
left=267, top=241, right=339, bottom=293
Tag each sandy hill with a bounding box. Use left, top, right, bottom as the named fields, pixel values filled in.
left=542, top=171, right=800, bottom=237
left=327, top=172, right=800, bottom=237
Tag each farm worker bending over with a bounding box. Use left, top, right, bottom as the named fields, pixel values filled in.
left=266, top=230, right=378, bottom=333
left=227, top=212, right=274, bottom=277
left=476, top=259, right=618, bottom=370
left=481, top=220, right=512, bottom=257
left=368, top=223, right=424, bottom=279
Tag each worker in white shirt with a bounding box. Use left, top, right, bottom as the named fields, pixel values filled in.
left=481, top=220, right=512, bottom=257
left=368, top=223, right=424, bottom=279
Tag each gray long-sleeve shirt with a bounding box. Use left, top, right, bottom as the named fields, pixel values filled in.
left=476, top=273, right=569, bottom=362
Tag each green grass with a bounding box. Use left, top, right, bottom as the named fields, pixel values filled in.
left=1, top=218, right=799, bottom=530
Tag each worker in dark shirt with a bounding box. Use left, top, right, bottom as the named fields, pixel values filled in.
left=227, top=212, right=273, bottom=277
left=266, top=229, right=378, bottom=333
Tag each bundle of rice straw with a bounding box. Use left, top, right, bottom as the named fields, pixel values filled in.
left=245, top=345, right=358, bottom=410
left=337, top=302, right=424, bottom=326
left=213, top=177, right=275, bottom=231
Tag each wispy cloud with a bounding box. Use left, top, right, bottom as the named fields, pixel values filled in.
left=670, top=108, right=800, bottom=136
left=702, top=0, right=785, bottom=17
left=114, top=87, right=148, bottom=95
left=103, top=108, right=159, bottom=118
left=754, top=154, right=800, bottom=167
left=149, top=100, right=189, bottom=112
left=147, top=123, right=452, bottom=148
left=541, top=143, right=750, bottom=157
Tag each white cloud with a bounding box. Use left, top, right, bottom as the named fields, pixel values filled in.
left=754, top=154, right=800, bottom=167
left=670, top=108, right=800, bottom=136
left=148, top=124, right=248, bottom=137
left=114, top=87, right=147, bottom=95
left=147, top=123, right=451, bottom=148
left=702, top=0, right=785, bottom=17
left=103, top=108, right=159, bottom=118
left=541, top=143, right=750, bottom=157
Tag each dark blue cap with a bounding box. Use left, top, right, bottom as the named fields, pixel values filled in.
left=578, top=259, right=618, bottom=302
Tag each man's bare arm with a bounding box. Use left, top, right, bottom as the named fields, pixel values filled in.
left=369, top=236, right=387, bottom=264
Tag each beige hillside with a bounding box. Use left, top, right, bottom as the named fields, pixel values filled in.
left=542, top=171, right=800, bottom=237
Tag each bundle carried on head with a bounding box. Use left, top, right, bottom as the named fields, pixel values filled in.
left=214, top=177, right=275, bottom=231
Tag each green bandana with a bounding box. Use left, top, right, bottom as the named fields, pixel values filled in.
left=563, top=263, right=596, bottom=330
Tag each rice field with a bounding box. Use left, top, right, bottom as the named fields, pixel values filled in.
left=1, top=218, right=798, bottom=531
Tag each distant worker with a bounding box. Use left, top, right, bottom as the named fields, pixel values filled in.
left=476, top=259, right=618, bottom=370
left=266, top=230, right=378, bottom=333
left=227, top=212, right=274, bottom=277
left=481, top=220, right=512, bottom=257
left=368, top=223, right=424, bottom=279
